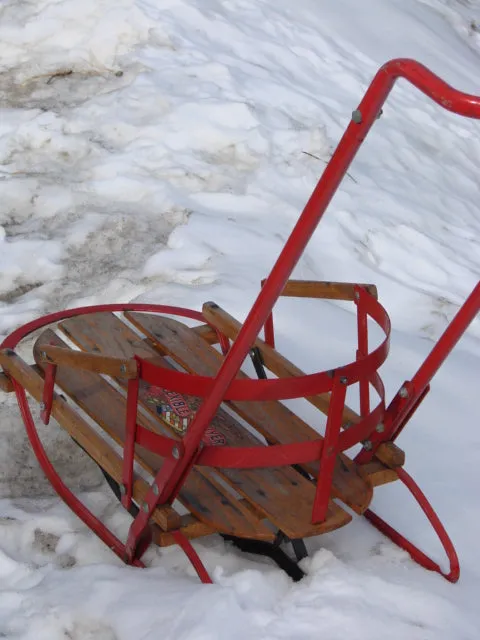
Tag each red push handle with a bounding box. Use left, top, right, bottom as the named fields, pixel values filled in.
left=135, top=59, right=480, bottom=509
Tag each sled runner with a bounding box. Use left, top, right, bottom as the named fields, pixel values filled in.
left=1, top=59, right=478, bottom=583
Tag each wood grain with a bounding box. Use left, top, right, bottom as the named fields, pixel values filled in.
left=59, top=312, right=352, bottom=539
left=127, top=310, right=373, bottom=515
left=34, top=331, right=274, bottom=542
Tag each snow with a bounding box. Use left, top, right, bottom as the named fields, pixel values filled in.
left=0, top=0, right=479, bottom=637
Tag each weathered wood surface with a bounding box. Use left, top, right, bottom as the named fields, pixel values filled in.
left=38, top=344, right=138, bottom=379
left=269, top=280, right=378, bottom=301
left=34, top=330, right=275, bottom=542
left=58, top=313, right=351, bottom=539
left=126, top=310, right=375, bottom=513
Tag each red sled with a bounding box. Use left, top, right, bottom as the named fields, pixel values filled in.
left=1, top=59, right=478, bottom=584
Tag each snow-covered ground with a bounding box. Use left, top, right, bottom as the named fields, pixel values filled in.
left=0, top=0, right=479, bottom=637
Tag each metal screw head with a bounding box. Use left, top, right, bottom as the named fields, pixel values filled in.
left=354, top=290, right=360, bottom=300
left=376, top=422, right=385, bottom=433
left=352, top=109, right=363, bottom=124
left=142, top=502, right=149, bottom=513
left=41, top=351, right=47, bottom=360
left=152, top=483, right=159, bottom=496
left=399, top=386, right=409, bottom=399
left=171, top=445, right=180, bottom=460
left=120, top=364, right=127, bottom=374
left=340, top=376, right=348, bottom=385
left=362, top=440, right=373, bottom=451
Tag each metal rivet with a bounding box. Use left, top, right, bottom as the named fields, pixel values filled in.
left=376, top=422, right=385, bottom=433
left=142, top=502, right=149, bottom=513
left=399, top=387, right=409, bottom=399
left=354, top=290, right=360, bottom=300
left=120, top=364, right=127, bottom=374
left=340, top=376, right=348, bottom=385
left=152, top=483, right=159, bottom=496
left=362, top=440, right=373, bottom=451
left=171, top=445, right=180, bottom=460
left=352, top=109, right=363, bottom=124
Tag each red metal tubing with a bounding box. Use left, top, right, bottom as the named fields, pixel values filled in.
left=0, top=303, right=206, bottom=350
left=364, top=468, right=459, bottom=582
left=11, top=380, right=143, bottom=567
left=171, top=530, right=212, bottom=584
left=312, top=374, right=347, bottom=523
left=406, top=282, right=480, bottom=407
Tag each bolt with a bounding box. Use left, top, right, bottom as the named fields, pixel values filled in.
left=171, top=445, right=180, bottom=460
left=362, top=440, right=373, bottom=451
left=376, top=422, right=385, bottom=433
left=354, top=290, right=360, bottom=300
left=343, top=422, right=352, bottom=430
left=152, top=483, right=159, bottom=496
left=120, top=364, right=127, bottom=374
left=340, top=376, right=348, bottom=385
left=352, top=109, right=363, bottom=124
left=142, top=502, right=149, bottom=513
left=399, top=386, right=409, bottom=399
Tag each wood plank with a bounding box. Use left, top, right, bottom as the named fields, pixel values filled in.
left=0, top=372, right=13, bottom=392
left=270, top=280, right=378, bottom=301
left=34, top=331, right=274, bottom=542
left=0, top=366, right=44, bottom=393
left=192, top=324, right=219, bottom=345
left=153, top=515, right=214, bottom=546
left=126, top=311, right=373, bottom=515
left=360, top=462, right=398, bottom=487
left=374, top=441, right=405, bottom=468
left=59, top=313, right=352, bottom=539
left=38, top=345, right=138, bottom=379
left=201, top=302, right=404, bottom=471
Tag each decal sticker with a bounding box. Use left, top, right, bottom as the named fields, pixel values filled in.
left=145, top=385, right=226, bottom=445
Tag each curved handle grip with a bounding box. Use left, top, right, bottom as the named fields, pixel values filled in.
left=360, top=57, right=480, bottom=123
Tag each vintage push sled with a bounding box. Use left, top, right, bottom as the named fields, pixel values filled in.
left=0, top=59, right=478, bottom=584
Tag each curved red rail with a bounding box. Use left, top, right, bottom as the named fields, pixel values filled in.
left=365, top=468, right=459, bottom=583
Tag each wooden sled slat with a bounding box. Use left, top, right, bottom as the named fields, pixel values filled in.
left=33, top=330, right=274, bottom=542
left=58, top=313, right=352, bottom=539
left=125, top=311, right=373, bottom=514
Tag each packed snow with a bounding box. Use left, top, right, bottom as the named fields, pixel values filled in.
left=0, top=0, right=479, bottom=637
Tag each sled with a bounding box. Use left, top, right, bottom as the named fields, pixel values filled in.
left=1, top=59, right=478, bottom=584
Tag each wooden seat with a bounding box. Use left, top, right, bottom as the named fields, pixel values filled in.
left=31, top=311, right=360, bottom=543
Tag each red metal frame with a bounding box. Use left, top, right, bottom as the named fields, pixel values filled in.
left=365, top=468, right=459, bottom=583
left=1, top=59, right=479, bottom=583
